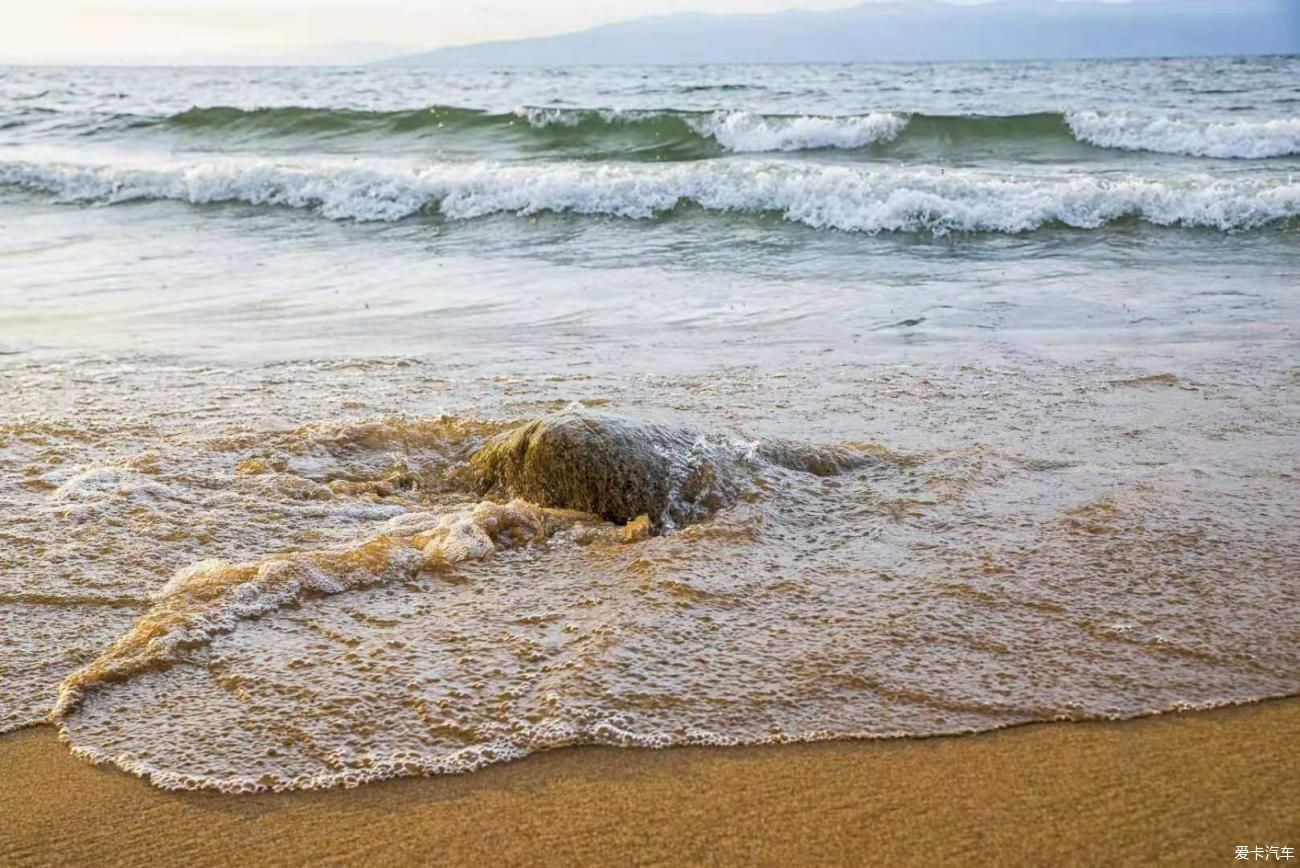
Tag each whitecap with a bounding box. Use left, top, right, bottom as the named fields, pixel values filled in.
left=1066, top=111, right=1300, bottom=159
left=3, top=156, right=1297, bottom=233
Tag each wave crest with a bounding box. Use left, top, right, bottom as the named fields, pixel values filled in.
left=1066, top=111, right=1300, bottom=160
left=518, top=106, right=906, bottom=152
left=21, top=104, right=1295, bottom=160
left=3, top=156, right=1297, bottom=234
left=692, top=110, right=907, bottom=152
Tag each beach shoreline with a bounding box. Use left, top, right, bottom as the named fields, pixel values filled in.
left=3, top=697, right=1296, bottom=867
left=3, top=54, right=1298, bottom=868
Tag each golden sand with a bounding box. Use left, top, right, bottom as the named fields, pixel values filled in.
left=3, top=698, right=1297, bottom=867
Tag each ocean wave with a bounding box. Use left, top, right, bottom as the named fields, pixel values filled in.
left=169, top=104, right=464, bottom=135
left=1065, top=111, right=1300, bottom=160
left=691, top=111, right=907, bottom=152
left=3, top=156, right=1297, bottom=234
left=517, top=106, right=906, bottom=152
left=169, top=103, right=906, bottom=154
left=14, top=103, right=1299, bottom=160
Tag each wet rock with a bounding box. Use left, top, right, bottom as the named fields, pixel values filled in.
left=470, top=408, right=874, bottom=528
left=470, top=409, right=736, bottom=527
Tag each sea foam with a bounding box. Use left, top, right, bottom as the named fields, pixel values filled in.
left=50, top=499, right=577, bottom=721
left=517, top=106, right=907, bottom=152
left=3, top=156, right=1297, bottom=233
left=689, top=111, right=907, bottom=152
left=1066, top=111, right=1300, bottom=160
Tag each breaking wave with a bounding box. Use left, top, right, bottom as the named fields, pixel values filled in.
left=1064, top=111, right=1300, bottom=160
left=3, top=155, right=1297, bottom=234
left=16, top=104, right=1299, bottom=160
left=167, top=104, right=910, bottom=158
left=521, top=106, right=912, bottom=153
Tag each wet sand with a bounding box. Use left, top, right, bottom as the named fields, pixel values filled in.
left=2, top=698, right=1297, bottom=867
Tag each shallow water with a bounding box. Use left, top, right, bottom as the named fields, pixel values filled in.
left=1, top=58, right=1298, bottom=791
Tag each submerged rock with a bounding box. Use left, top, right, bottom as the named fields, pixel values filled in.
left=470, top=410, right=729, bottom=527
left=470, top=408, right=872, bottom=528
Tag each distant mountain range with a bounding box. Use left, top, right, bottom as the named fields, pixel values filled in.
left=387, top=0, right=1299, bottom=66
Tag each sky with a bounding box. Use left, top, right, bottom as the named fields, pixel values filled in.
left=3, top=0, right=869, bottom=65
left=0, top=0, right=1088, bottom=65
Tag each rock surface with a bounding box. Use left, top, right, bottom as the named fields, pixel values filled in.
left=470, top=408, right=872, bottom=528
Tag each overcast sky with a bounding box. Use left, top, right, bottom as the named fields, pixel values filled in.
left=2, top=0, right=856, bottom=64
left=1, top=0, right=1100, bottom=65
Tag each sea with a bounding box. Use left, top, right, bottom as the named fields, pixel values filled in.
left=0, top=57, right=1297, bottom=791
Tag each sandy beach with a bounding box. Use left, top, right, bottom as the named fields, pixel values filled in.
left=3, top=698, right=1296, bottom=867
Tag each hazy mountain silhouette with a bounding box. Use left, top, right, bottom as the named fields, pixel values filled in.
left=388, top=0, right=1299, bottom=66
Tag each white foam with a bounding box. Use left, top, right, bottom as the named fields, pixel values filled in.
left=514, top=106, right=605, bottom=127
left=1066, top=111, right=1300, bottom=159
left=2, top=156, right=1297, bottom=233
left=690, top=111, right=908, bottom=152
left=516, top=106, right=908, bottom=152
left=52, top=466, right=177, bottom=504
left=50, top=499, right=562, bottom=720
